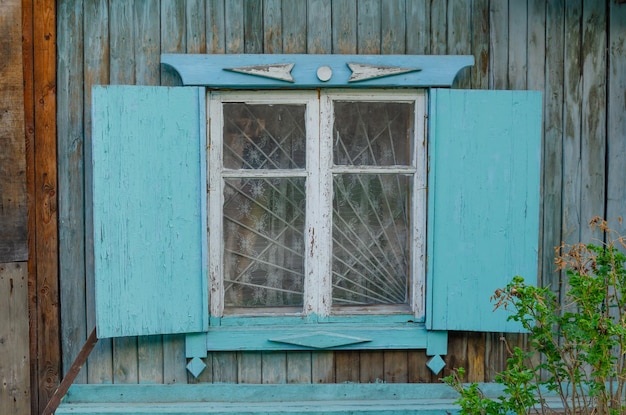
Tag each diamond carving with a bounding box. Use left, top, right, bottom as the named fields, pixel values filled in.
left=269, top=331, right=370, bottom=349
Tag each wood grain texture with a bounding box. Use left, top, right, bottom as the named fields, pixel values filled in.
left=225, top=0, right=244, bottom=53
left=263, top=0, right=282, bottom=53
left=57, top=0, right=86, bottom=383
left=607, top=0, right=626, bottom=234
left=83, top=0, right=112, bottom=385
left=357, top=0, right=380, bottom=54
left=282, top=0, right=306, bottom=53
left=381, top=0, right=405, bottom=54
left=33, top=0, right=60, bottom=410
left=0, top=0, right=27, bottom=263
left=359, top=351, right=383, bottom=383
left=244, top=0, right=263, bottom=53
left=335, top=351, right=359, bottom=383
left=206, top=0, right=225, bottom=53
left=332, top=0, right=357, bottom=54
left=0, top=263, right=30, bottom=415
left=406, top=0, right=429, bottom=54
left=307, top=0, right=332, bottom=53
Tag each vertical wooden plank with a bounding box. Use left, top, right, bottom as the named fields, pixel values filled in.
left=0, top=263, right=30, bottom=414
left=357, top=0, right=380, bottom=54
left=0, top=0, right=28, bottom=263
left=407, top=350, right=433, bottom=383
left=263, top=0, right=282, bottom=53
left=383, top=351, right=408, bottom=383
left=238, top=352, right=263, bottom=384
left=489, top=0, right=508, bottom=89
left=562, top=0, right=583, bottom=252
left=134, top=0, right=160, bottom=85
left=163, top=335, right=187, bottom=384
left=466, top=332, right=486, bottom=383
left=160, top=0, right=185, bottom=85
left=108, top=0, right=139, bottom=385
left=22, top=0, right=38, bottom=408
left=244, top=0, right=263, bottom=53
left=33, top=0, right=60, bottom=409
left=286, top=352, right=312, bottom=383
left=84, top=0, right=113, bottom=384
left=430, top=0, right=446, bottom=55
left=335, top=351, right=359, bottom=382
left=134, top=0, right=165, bottom=385
left=471, top=0, right=490, bottom=90
left=542, top=0, right=564, bottom=292
left=311, top=351, right=334, bottom=383
left=206, top=0, right=225, bottom=53
left=447, top=0, right=471, bottom=88
left=212, top=352, right=238, bottom=383
left=225, top=0, right=244, bottom=53
left=332, top=0, right=357, bottom=54
left=359, top=351, right=383, bottom=383
left=381, top=0, right=405, bottom=54
left=57, top=0, right=86, bottom=382
left=262, top=352, right=287, bottom=384
left=507, top=0, right=528, bottom=90
left=580, top=0, right=606, bottom=242
left=406, top=0, right=430, bottom=54
left=282, top=1, right=306, bottom=53
left=186, top=0, right=207, bottom=54
left=307, top=0, right=332, bottom=53
left=443, top=332, right=468, bottom=379
left=607, top=0, right=626, bottom=236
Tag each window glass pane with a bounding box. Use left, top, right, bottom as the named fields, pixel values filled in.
left=223, top=177, right=306, bottom=307
left=332, top=174, right=410, bottom=305
left=223, top=103, right=306, bottom=169
left=333, top=102, right=413, bottom=166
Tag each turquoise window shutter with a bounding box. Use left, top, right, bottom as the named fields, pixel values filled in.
left=426, top=89, right=542, bottom=332
left=91, top=86, right=208, bottom=338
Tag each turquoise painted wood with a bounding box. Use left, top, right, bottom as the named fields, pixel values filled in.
left=161, top=54, right=474, bottom=88
left=56, top=383, right=565, bottom=415
left=426, top=89, right=542, bottom=332
left=91, top=86, right=208, bottom=338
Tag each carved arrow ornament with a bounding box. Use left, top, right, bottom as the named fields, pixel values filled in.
left=225, top=63, right=295, bottom=82
left=347, top=63, right=421, bottom=82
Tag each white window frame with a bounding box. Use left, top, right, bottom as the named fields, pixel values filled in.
left=208, top=89, right=427, bottom=320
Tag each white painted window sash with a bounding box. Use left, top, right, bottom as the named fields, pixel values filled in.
left=208, top=89, right=426, bottom=318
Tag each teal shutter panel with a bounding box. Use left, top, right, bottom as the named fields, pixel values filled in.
left=92, top=86, right=208, bottom=338
left=426, top=89, right=542, bottom=332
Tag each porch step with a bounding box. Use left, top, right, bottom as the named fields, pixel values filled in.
left=55, top=383, right=562, bottom=415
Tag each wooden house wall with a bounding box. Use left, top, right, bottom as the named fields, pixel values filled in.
left=49, top=0, right=626, bottom=393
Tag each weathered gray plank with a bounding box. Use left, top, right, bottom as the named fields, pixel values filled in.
left=109, top=0, right=139, bottom=384
left=57, top=0, right=86, bottom=382
left=542, top=0, right=565, bottom=291
left=163, top=335, right=187, bottom=384
left=335, top=351, right=359, bottom=383
left=239, top=353, right=263, bottom=384
left=186, top=0, right=207, bottom=54
left=580, top=0, right=606, bottom=243
left=0, top=0, right=27, bottom=263
left=160, top=0, right=185, bottom=85
left=263, top=0, right=282, bottom=53
left=357, top=0, right=380, bottom=54
left=83, top=0, right=113, bottom=384
left=429, top=0, right=446, bottom=54
left=607, top=0, right=626, bottom=236
left=213, top=352, right=238, bottom=383
left=562, top=0, right=583, bottom=252
left=206, top=0, right=225, bottom=53
left=286, top=352, right=312, bottom=383
left=282, top=0, right=306, bottom=53
left=262, top=352, right=287, bottom=384
left=307, top=0, right=332, bottom=53
left=138, top=336, right=164, bottom=384
left=489, top=0, right=508, bottom=89
left=470, top=0, right=489, bottom=89
left=225, top=0, right=244, bottom=53
left=0, top=263, right=30, bottom=414
left=406, top=0, right=430, bottom=54
left=381, top=0, right=405, bottom=54
left=332, top=0, right=357, bottom=54
left=447, top=0, right=471, bottom=88
left=244, top=0, right=263, bottom=53
left=507, top=0, right=528, bottom=90
left=311, top=351, right=334, bottom=383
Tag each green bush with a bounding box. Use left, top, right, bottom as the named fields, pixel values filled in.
left=443, top=217, right=626, bottom=415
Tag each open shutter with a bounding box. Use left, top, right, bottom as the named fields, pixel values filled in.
left=426, top=89, right=542, bottom=332
left=92, top=86, right=208, bottom=338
